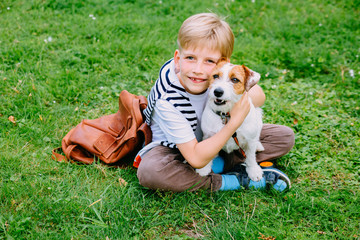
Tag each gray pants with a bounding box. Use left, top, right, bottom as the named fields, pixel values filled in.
left=137, top=124, right=295, bottom=192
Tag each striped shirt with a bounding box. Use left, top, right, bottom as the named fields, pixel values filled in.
left=144, top=59, right=200, bottom=148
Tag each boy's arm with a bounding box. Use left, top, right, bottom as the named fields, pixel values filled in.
left=177, top=92, right=251, bottom=169
left=248, top=84, right=265, bottom=107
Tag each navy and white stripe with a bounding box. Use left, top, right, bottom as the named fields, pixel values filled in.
left=143, top=59, right=198, bottom=148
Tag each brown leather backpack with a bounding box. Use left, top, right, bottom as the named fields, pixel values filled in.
left=51, top=90, right=152, bottom=167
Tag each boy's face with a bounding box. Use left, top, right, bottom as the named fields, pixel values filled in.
left=174, top=47, right=222, bottom=95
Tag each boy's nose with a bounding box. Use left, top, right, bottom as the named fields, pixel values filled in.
left=193, top=62, right=203, bottom=73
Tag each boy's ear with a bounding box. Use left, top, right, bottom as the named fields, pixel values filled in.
left=174, top=49, right=180, bottom=74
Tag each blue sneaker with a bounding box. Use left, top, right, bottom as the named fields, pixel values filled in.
left=225, top=163, right=291, bottom=192
left=223, top=164, right=266, bottom=190
left=262, top=167, right=291, bottom=192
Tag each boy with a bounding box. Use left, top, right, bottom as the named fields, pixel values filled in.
left=136, top=13, right=294, bottom=192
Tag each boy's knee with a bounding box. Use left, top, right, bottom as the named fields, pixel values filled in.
left=285, top=126, right=295, bottom=147
left=280, top=125, right=295, bottom=152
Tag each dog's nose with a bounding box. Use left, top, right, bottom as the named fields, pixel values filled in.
left=214, top=88, right=224, bottom=97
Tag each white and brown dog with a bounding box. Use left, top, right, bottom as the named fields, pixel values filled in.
left=197, top=60, right=264, bottom=181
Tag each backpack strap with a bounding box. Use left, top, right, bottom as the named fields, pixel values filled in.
left=52, top=145, right=95, bottom=165
left=137, top=122, right=152, bottom=145
left=51, top=147, right=67, bottom=162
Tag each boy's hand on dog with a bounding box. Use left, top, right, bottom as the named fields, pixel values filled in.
left=229, top=92, right=250, bottom=127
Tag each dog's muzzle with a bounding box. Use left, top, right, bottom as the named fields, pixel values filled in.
left=213, top=88, right=226, bottom=105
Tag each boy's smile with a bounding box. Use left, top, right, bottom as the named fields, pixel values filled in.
left=174, top=47, right=222, bottom=95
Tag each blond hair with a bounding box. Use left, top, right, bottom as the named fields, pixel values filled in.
left=177, top=13, right=234, bottom=59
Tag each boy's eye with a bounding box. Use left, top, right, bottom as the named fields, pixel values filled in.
left=186, top=56, right=194, bottom=60
left=207, top=59, right=215, bottom=64
left=231, top=78, right=240, bottom=83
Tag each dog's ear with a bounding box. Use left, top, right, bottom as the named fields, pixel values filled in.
left=243, top=65, right=261, bottom=91
left=216, top=57, right=228, bottom=68
left=217, top=57, right=228, bottom=63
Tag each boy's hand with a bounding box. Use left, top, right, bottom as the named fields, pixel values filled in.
left=229, top=92, right=250, bottom=128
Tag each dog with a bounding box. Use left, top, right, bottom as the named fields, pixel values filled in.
left=196, top=60, right=264, bottom=181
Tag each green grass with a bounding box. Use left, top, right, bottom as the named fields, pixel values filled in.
left=1, top=0, right=359, bottom=239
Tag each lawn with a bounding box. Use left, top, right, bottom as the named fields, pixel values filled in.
left=1, top=0, right=359, bottom=239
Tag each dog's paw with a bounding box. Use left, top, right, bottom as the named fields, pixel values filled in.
left=246, top=164, right=263, bottom=182
left=256, top=142, right=265, bottom=152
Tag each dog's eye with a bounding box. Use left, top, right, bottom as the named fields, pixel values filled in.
left=231, top=78, right=240, bottom=83
left=213, top=74, right=219, bottom=79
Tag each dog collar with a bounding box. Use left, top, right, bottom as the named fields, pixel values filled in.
left=214, top=111, right=230, bottom=124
